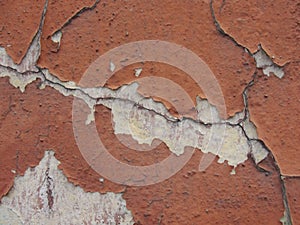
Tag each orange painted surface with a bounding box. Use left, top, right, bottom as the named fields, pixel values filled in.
left=37, top=0, right=254, bottom=117
left=0, top=0, right=45, bottom=63
left=248, top=64, right=300, bottom=176
left=0, top=0, right=299, bottom=224
left=212, top=0, right=299, bottom=65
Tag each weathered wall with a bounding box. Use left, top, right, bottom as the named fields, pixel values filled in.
left=0, top=0, right=299, bottom=224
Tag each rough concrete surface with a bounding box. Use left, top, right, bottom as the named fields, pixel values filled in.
left=0, top=0, right=299, bottom=224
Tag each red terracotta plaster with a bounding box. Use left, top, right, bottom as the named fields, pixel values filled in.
left=37, top=0, right=255, bottom=118
left=248, top=63, right=300, bottom=176
left=212, top=0, right=299, bottom=65
left=0, top=0, right=298, bottom=224
left=284, top=177, right=300, bottom=224
left=0, top=0, right=45, bottom=63
left=39, top=0, right=96, bottom=53
left=0, top=78, right=124, bottom=198
left=96, top=104, right=285, bottom=224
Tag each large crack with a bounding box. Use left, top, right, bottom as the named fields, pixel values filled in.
left=210, top=0, right=292, bottom=224
left=0, top=1, right=293, bottom=223
left=0, top=57, right=271, bottom=168
left=0, top=0, right=272, bottom=169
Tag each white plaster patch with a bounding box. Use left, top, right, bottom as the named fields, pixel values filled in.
left=0, top=67, right=39, bottom=92
left=0, top=151, right=134, bottom=225
left=253, top=47, right=284, bottom=78
left=51, top=31, right=63, bottom=46
left=0, top=207, right=23, bottom=225
left=0, top=32, right=40, bottom=73
left=0, top=42, right=269, bottom=171
left=250, top=140, right=269, bottom=164
left=196, top=96, right=221, bottom=123
left=111, top=88, right=252, bottom=167
left=134, top=68, right=142, bottom=77
left=109, top=61, right=116, bottom=72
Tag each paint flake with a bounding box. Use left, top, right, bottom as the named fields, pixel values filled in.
left=253, top=47, right=284, bottom=78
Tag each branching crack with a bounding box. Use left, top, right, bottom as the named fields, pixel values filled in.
left=210, top=0, right=293, bottom=223
left=0, top=1, right=292, bottom=222
left=18, top=0, right=49, bottom=65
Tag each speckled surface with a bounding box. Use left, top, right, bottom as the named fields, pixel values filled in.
left=0, top=0, right=299, bottom=224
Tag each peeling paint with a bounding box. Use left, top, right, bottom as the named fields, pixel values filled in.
left=0, top=50, right=269, bottom=171
left=0, top=67, right=39, bottom=93
left=110, top=61, right=116, bottom=72
left=0, top=35, right=40, bottom=74
left=134, top=68, right=142, bottom=77
left=0, top=0, right=297, bottom=223
left=253, top=47, right=284, bottom=79
left=51, top=31, right=62, bottom=49
left=110, top=85, right=266, bottom=167
left=0, top=5, right=269, bottom=176
left=0, top=151, right=134, bottom=225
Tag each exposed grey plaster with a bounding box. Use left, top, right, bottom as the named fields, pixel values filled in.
left=253, top=46, right=285, bottom=78
left=51, top=31, right=62, bottom=49
left=0, top=151, right=134, bottom=225
left=0, top=54, right=269, bottom=171
left=210, top=0, right=285, bottom=79
left=0, top=5, right=269, bottom=171
left=134, top=68, right=143, bottom=77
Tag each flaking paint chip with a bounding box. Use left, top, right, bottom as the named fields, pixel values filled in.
left=110, top=61, right=116, bottom=72
left=134, top=68, right=143, bottom=77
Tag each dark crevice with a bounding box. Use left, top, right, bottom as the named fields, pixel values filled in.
left=209, top=0, right=251, bottom=53
left=283, top=176, right=300, bottom=179
left=0, top=62, right=250, bottom=130
left=209, top=2, right=293, bottom=223
left=18, top=0, right=49, bottom=65
left=50, top=0, right=101, bottom=37
left=238, top=59, right=293, bottom=225
left=271, top=155, right=293, bottom=225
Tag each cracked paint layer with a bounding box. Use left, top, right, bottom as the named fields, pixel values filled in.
left=211, top=0, right=299, bottom=65
left=0, top=78, right=125, bottom=199
left=0, top=150, right=134, bottom=225
left=248, top=64, right=300, bottom=176
left=0, top=45, right=268, bottom=169
left=0, top=16, right=268, bottom=170
left=0, top=0, right=299, bottom=224
left=110, top=83, right=267, bottom=167
left=37, top=0, right=255, bottom=117
left=253, top=46, right=284, bottom=78
left=284, top=177, right=300, bottom=225
left=0, top=0, right=268, bottom=170
left=0, top=0, right=45, bottom=64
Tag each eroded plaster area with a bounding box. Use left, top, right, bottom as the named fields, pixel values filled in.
left=0, top=151, right=134, bottom=225
left=210, top=1, right=286, bottom=79
left=109, top=84, right=268, bottom=167
left=50, top=31, right=62, bottom=50
left=253, top=46, right=285, bottom=79
left=0, top=31, right=269, bottom=170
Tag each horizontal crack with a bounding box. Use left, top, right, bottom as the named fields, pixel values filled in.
left=1, top=63, right=247, bottom=128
